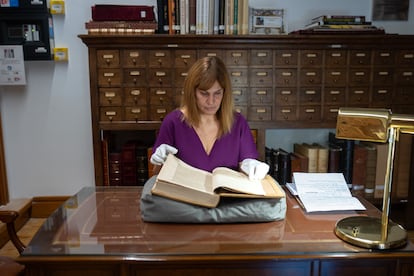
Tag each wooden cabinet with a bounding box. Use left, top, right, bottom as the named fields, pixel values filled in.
left=79, top=34, right=414, bottom=187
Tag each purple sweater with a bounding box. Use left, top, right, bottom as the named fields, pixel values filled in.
left=152, top=110, right=258, bottom=172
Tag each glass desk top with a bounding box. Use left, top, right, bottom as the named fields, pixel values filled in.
left=22, top=186, right=414, bottom=257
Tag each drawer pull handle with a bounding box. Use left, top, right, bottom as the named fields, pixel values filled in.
left=156, top=90, right=166, bottom=95
left=130, top=90, right=141, bottom=96
left=105, top=92, right=115, bottom=98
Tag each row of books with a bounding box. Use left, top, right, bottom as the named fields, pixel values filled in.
left=85, top=4, right=158, bottom=34
left=266, top=132, right=413, bottom=202
left=157, top=0, right=250, bottom=35
left=102, top=140, right=154, bottom=186
left=300, top=14, right=385, bottom=34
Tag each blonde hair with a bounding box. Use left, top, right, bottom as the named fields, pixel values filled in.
left=180, top=56, right=234, bottom=137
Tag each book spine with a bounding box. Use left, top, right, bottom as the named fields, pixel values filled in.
left=352, top=144, right=368, bottom=196
left=189, top=0, right=196, bottom=33
left=218, top=0, right=225, bottom=34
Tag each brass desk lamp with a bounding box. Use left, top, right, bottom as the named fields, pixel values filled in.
left=335, top=107, right=414, bottom=249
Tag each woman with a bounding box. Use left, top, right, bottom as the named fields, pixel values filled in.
left=150, top=56, right=269, bottom=180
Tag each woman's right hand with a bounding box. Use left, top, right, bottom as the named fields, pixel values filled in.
left=150, top=144, right=178, bottom=165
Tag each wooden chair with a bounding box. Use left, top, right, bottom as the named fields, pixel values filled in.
left=0, top=210, right=26, bottom=276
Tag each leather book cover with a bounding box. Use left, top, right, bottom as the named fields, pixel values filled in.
left=351, top=143, right=368, bottom=195
left=328, top=145, right=342, bottom=173
left=360, top=142, right=377, bottom=199
left=328, top=132, right=354, bottom=186
left=294, top=143, right=318, bottom=173
left=312, top=143, right=329, bottom=173
left=290, top=151, right=308, bottom=174
left=91, top=5, right=156, bottom=21
left=276, top=148, right=291, bottom=185
left=392, top=133, right=413, bottom=199
left=374, top=143, right=388, bottom=199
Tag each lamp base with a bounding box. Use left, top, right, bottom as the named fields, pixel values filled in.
left=334, top=216, right=407, bottom=250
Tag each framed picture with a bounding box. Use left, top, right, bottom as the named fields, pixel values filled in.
left=250, top=9, right=285, bottom=34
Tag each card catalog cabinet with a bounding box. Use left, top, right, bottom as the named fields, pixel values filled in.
left=79, top=34, right=414, bottom=187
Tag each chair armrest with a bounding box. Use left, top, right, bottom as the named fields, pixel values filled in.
left=0, top=210, right=26, bottom=254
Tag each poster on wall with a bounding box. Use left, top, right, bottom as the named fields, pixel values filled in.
left=0, top=45, right=26, bottom=85
left=372, top=0, right=410, bottom=20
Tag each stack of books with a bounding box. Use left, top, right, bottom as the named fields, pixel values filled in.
left=300, top=15, right=384, bottom=34
left=85, top=4, right=157, bottom=34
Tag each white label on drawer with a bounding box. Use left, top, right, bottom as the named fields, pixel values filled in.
left=355, top=72, right=365, bottom=76
left=129, top=52, right=139, bottom=58
left=379, top=71, right=389, bottom=76
left=305, top=90, right=316, bottom=94
left=130, top=71, right=141, bottom=76
left=281, top=90, right=291, bottom=95
left=329, top=90, right=340, bottom=95
left=331, top=71, right=341, bottom=76
left=306, top=72, right=316, bottom=76
left=156, top=71, right=166, bottom=76
left=305, top=109, right=315, bottom=113
left=256, top=108, right=267, bottom=113
left=354, top=90, right=365, bottom=94
left=155, top=52, right=166, bottom=57
left=156, top=90, right=166, bottom=95
left=157, top=109, right=167, bottom=114
left=257, top=52, right=268, bottom=57
left=282, top=72, right=292, bottom=76
left=105, top=111, right=116, bottom=116
left=282, top=53, right=292, bottom=57
left=306, top=53, right=317, bottom=58
left=181, top=72, right=188, bottom=77
left=377, top=90, right=388, bottom=94
left=329, top=44, right=342, bottom=48
left=330, top=108, right=339, bottom=113
left=105, top=92, right=115, bottom=97
left=281, top=109, right=291, bottom=113
left=232, top=52, right=242, bottom=57
left=380, top=52, right=390, bottom=57
left=131, top=108, right=141, bottom=114
left=180, top=55, right=191, bottom=59
left=404, top=54, right=414, bottom=59
left=206, top=53, right=217, bottom=57
left=356, top=53, right=366, bottom=57
left=103, top=54, right=114, bottom=59
left=130, top=90, right=141, bottom=96
left=231, top=72, right=242, bottom=77
left=403, top=71, right=413, bottom=76
left=256, top=72, right=268, bottom=76
left=256, top=90, right=267, bottom=95
left=104, top=72, right=115, bottom=77
left=331, top=53, right=342, bottom=57
left=232, top=90, right=242, bottom=95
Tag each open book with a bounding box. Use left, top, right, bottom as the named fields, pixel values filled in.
left=151, top=154, right=285, bottom=208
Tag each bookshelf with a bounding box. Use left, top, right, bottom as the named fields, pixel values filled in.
left=79, top=34, right=414, bottom=225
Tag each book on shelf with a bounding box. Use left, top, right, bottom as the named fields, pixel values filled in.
left=293, top=143, right=318, bottom=173
left=312, top=143, right=329, bottom=173
left=151, top=154, right=285, bottom=208
left=351, top=143, right=368, bottom=196
left=328, top=132, right=354, bottom=187
left=374, top=143, right=388, bottom=199
left=290, top=151, right=308, bottom=175
left=392, top=133, right=413, bottom=199
left=360, top=142, right=377, bottom=199
left=288, top=172, right=366, bottom=213
left=85, top=20, right=157, bottom=34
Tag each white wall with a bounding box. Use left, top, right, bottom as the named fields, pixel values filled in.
left=0, top=0, right=413, bottom=198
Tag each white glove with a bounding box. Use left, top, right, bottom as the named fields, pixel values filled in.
left=240, top=158, right=269, bottom=180
left=150, top=144, right=178, bottom=165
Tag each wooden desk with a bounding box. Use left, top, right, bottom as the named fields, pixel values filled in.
left=18, top=187, right=414, bottom=276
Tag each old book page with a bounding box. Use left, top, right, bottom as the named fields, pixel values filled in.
left=152, top=154, right=284, bottom=207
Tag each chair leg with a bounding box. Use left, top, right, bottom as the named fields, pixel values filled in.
left=0, top=210, right=26, bottom=254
